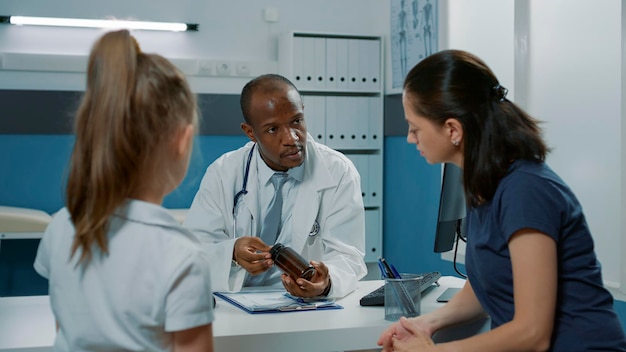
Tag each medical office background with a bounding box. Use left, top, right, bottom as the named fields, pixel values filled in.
left=2, top=0, right=626, bottom=329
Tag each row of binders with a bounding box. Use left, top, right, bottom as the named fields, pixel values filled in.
left=280, top=34, right=382, bottom=92
left=344, top=153, right=383, bottom=208
left=302, top=95, right=383, bottom=150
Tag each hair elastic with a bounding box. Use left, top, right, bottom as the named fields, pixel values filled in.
left=492, top=84, right=508, bottom=102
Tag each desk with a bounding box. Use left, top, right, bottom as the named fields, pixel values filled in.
left=0, top=276, right=490, bottom=352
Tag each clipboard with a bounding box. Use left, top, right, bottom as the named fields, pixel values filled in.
left=214, top=288, right=343, bottom=314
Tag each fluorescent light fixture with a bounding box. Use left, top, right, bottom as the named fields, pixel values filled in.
left=0, top=15, right=198, bottom=32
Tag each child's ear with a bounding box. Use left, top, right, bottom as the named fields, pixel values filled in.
left=176, top=124, right=195, bottom=157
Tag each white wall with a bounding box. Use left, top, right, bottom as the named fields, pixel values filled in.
left=443, top=0, right=624, bottom=292
left=445, top=0, right=516, bottom=98
left=0, top=0, right=388, bottom=93
left=526, top=0, right=622, bottom=289
left=440, top=0, right=516, bottom=264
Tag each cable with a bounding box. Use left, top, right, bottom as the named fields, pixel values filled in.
left=452, top=220, right=467, bottom=279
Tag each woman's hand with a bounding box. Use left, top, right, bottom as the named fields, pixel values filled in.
left=378, top=316, right=434, bottom=351
left=389, top=317, right=436, bottom=351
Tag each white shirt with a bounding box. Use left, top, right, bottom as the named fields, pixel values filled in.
left=34, top=200, right=214, bottom=352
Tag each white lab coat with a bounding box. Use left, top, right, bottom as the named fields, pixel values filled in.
left=184, top=135, right=367, bottom=298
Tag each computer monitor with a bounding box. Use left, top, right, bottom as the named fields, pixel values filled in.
left=433, top=163, right=467, bottom=253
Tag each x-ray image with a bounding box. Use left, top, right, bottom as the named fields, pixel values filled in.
left=390, top=0, right=437, bottom=89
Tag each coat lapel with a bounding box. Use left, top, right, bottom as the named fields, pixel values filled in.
left=291, top=139, right=336, bottom=252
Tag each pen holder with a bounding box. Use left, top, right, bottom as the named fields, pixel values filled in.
left=384, top=273, right=422, bottom=321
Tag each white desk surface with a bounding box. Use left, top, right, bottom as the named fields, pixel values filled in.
left=0, top=276, right=490, bottom=352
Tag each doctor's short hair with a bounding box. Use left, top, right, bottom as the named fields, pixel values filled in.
left=240, top=73, right=301, bottom=123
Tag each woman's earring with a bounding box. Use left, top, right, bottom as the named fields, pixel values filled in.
left=452, top=140, right=459, bottom=147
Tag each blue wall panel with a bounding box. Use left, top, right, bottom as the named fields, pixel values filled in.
left=0, top=134, right=74, bottom=214
left=382, top=137, right=464, bottom=278
left=615, top=300, right=626, bottom=332
left=0, top=134, right=250, bottom=213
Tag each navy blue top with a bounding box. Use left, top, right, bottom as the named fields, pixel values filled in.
left=465, top=160, right=626, bottom=351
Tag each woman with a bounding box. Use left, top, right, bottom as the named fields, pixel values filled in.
left=378, top=49, right=626, bottom=351
left=34, top=30, right=214, bottom=351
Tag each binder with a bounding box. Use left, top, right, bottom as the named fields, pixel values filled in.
left=345, top=153, right=368, bottom=204
left=368, top=96, right=383, bottom=149
left=359, top=39, right=371, bottom=90
left=214, top=289, right=342, bottom=314
left=335, top=38, right=349, bottom=90
left=300, top=37, right=316, bottom=89
left=324, top=96, right=339, bottom=149
left=314, top=37, right=326, bottom=89
left=325, top=38, right=339, bottom=90
left=347, top=39, right=361, bottom=90
left=368, top=39, right=382, bottom=91
left=354, top=96, right=369, bottom=149
left=368, top=153, right=383, bottom=206
left=364, top=208, right=382, bottom=263
left=292, top=36, right=305, bottom=86
left=334, top=96, right=354, bottom=149
left=303, top=95, right=326, bottom=144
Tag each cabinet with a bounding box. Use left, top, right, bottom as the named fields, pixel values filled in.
left=279, top=32, right=383, bottom=263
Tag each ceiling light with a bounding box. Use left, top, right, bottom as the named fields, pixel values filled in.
left=0, top=15, right=198, bottom=32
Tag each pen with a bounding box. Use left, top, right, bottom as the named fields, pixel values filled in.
left=377, top=260, right=388, bottom=278
left=390, top=263, right=402, bottom=279
left=379, top=257, right=396, bottom=279
left=279, top=304, right=318, bottom=311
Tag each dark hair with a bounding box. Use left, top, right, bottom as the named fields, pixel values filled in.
left=403, top=49, right=549, bottom=207
left=240, top=74, right=300, bottom=123
left=67, top=30, right=198, bottom=265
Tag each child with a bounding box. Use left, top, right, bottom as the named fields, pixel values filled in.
left=34, top=29, right=214, bottom=351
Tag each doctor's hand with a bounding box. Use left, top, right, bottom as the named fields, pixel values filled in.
left=233, top=236, right=273, bottom=275
left=281, top=260, right=331, bottom=298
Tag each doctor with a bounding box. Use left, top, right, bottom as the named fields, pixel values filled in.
left=184, top=74, right=366, bottom=298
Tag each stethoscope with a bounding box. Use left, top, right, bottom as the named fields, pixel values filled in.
left=231, top=143, right=320, bottom=238
left=232, top=144, right=255, bottom=237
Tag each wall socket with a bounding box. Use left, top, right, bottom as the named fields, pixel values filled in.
left=198, top=60, right=214, bottom=75
left=216, top=62, right=232, bottom=76
left=236, top=62, right=251, bottom=76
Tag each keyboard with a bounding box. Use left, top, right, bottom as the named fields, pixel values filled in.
left=359, top=271, right=441, bottom=306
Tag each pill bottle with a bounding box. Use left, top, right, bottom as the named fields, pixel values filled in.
left=270, top=243, right=316, bottom=281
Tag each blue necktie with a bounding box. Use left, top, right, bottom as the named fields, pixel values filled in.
left=246, top=172, right=288, bottom=287
left=259, top=172, right=289, bottom=245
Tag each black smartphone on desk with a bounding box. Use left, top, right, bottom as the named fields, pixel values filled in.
left=436, top=287, right=461, bottom=302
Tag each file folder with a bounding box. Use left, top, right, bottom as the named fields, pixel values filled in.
left=302, top=95, right=326, bottom=143
left=214, top=289, right=342, bottom=314
left=314, top=37, right=326, bottom=89
left=325, top=37, right=339, bottom=89
left=300, top=37, right=316, bottom=89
